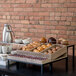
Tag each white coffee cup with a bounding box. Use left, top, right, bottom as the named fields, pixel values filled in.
left=8, top=45, right=12, bottom=53
left=2, top=46, right=8, bottom=54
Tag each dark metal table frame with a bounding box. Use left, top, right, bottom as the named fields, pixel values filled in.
left=7, top=45, right=75, bottom=76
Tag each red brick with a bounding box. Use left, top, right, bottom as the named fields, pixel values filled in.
left=37, top=29, right=45, bottom=33
left=12, top=20, right=21, bottom=24
left=67, top=17, right=72, bottom=21
left=13, top=28, right=21, bottom=32
left=55, top=26, right=67, bottom=30
left=55, top=12, right=62, bottom=16
left=44, top=21, right=51, bottom=25
left=21, top=20, right=29, bottom=24
left=49, top=0, right=59, bottom=3
left=0, top=4, right=11, bottom=7
left=41, top=4, right=52, bottom=7
left=64, top=3, right=76, bottom=7
left=67, top=31, right=74, bottom=35
left=45, top=26, right=55, bottom=30
left=24, top=33, right=35, bottom=37
left=67, top=0, right=71, bottom=2
left=3, top=16, right=7, bottom=19
left=6, top=0, right=26, bottom=3
left=59, top=30, right=67, bottom=35
left=0, top=16, right=3, bottom=19
left=61, top=17, right=66, bottom=21
left=65, top=21, right=71, bottom=26
left=55, top=17, right=61, bottom=20
left=15, top=0, right=26, bottom=3
left=68, top=8, right=76, bottom=12
left=35, top=33, right=45, bottom=37
left=42, top=0, right=59, bottom=3
left=45, top=30, right=51, bottom=34
left=61, top=12, right=73, bottom=16
left=33, top=8, right=55, bottom=12
left=28, top=25, right=45, bottom=29
left=72, top=17, right=76, bottom=21
left=51, top=30, right=59, bottom=34
left=50, top=16, right=55, bottom=20
left=0, top=0, right=6, bottom=3
left=71, top=0, right=76, bottom=2
left=11, top=4, right=41, bottom=8
left=32, top=37, right=40, bottom=41
left=14, top=8, right=33, bottom=12
left=19, top=16, right=25, bottom=20
left=59, top=0, right=66, bottom=3
left=55, top=8, right=67, bottom=12
left=52, top=4, right=63, bottom=7
left=57, top=35, right=68, bottom=39
left=68, top=26, right=76, bottom=31
left=14, top=24, right=24, bottom=28
left=26, top=0, right=36, bottom=3
left=7, top=16, right=11, bottom=19
left=29, top=21, right=39, bottom=25
left=50, top=12, right=55, bottom=16
left=0, top=8, right=14, bottom=12
left=11, top=16, right=19, bottom=20
left=21, top=28, right=28, bottom=32
left=46, top=34, right=57, bottom=39
left=69, top=36, right=76, bottom=40
left=50, top=21, right=58, bottom=25
left=29, top=29, right=37, bottom=32
left=33, top=16, right=45, bottom=20
left=59, top=21, right=65, bottom=25
left=15, top=32, right=24, bottom=36
left=39, top=12, right=49, bottom=16
left=71, top=22, right=76, bottom=26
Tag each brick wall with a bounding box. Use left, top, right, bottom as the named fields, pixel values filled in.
left=0, top=0, right=76, bottom=46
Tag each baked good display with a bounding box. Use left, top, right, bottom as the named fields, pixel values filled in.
left=48, top=37, right=56, bottom=44
left=33, top=43, right=52, bottom=53
left=22, top=41, right=41, bottom=51
left=40, top=37, right=47, bottom=43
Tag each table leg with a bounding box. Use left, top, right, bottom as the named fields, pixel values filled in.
left=41, top=65, right=44, bottom=76
left=16, top=62, right=19, bottom=70
left=73, top=45, right=75, bottom=71
left=7, top=60, right=9, bottom=69
left=49, top=63, right=53, bottom=73
left=66, top=57, right=68, bottom=72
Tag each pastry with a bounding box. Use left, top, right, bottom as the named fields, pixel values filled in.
left=48, top=37, right=56, bottom=44
left=58, top=38, right=65, bottom=44
left=61, top=40, right=69, bottom=45
left=41, top=45, right=47, bottom=49
left=40, top=37, right=47, bottom=43
left=37, top=46, right=44, bottom=51
left=33, top=49, right=40, bottom=53
left=47, top=43, right=52, bottom=47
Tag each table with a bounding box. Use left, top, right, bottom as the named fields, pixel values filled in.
left=1, top=45, right=75, bottom=76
